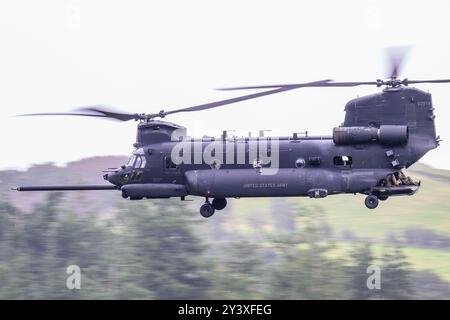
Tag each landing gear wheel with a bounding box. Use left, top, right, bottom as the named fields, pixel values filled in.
left=365, top=195, right=379, bottom=209
left=378, top=195, right=388, bottom=201
left=200, top=202, right=215, bottom=218
left=212, top=198, right=227, bottom=210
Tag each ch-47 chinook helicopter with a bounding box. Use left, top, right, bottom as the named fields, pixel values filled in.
left=13, top=50, right=450, bottom=218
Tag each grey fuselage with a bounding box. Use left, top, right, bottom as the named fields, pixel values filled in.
left=106, top=86, right=438, bottom=200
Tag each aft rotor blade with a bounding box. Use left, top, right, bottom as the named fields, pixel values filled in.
left=384, top=46, right=411, bottom=79
left=164, top=80, right=332, bottom=116
left=405, top=79, right=450, bottom=85
left=217, top=81, right=378, bottom=91
left=12, top=185, right=119, bottom=191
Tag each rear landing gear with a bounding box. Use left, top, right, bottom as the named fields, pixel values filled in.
left=199, top=198, right=227, bottom=218
left=200, top=202, right=215, bottom=218
left=365, top=195, right=379, bottom=209
left=212, top=198, right=227, bottom=210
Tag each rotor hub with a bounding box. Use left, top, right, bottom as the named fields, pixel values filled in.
left=376, top=78, right=408, bottom=88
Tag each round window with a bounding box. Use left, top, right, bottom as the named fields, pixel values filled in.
left=210, top=159, right=221, bottom=170
left=295, top=158, right=306, bottom=168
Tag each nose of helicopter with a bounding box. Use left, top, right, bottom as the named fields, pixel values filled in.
left=103, top=171, right=121, bottom=186
left=103, top=165, right=130, bottom=187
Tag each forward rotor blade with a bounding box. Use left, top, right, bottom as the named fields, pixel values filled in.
left=12, top=185, right=119, bottom=191
left=164, top=80, right=332, bottom=116
left=17, top=112, right=109, bottom=118
left=76, top=106, right=139, bottom=121
left=18, top=105, right=140, bottom=122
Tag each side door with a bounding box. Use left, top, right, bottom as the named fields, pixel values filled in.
left=162, top=153, right=183, bottom=183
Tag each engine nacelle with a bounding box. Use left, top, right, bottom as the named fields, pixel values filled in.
left=378, top=125, right=409, bottom=145
left=333, top=125, right=408, bottom=146
left=121, top=183, right=187, bottom=199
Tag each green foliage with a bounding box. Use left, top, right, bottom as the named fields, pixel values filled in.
left=0, top=195, right=447, bottom=299
left=209, top=241, right=266, bottom=299
left=378, top=246, right=414, bottom=299
left=0, top=193, right=117, bottom=299
left=346, top=243, right=377, bottom=300
left=268, top=205, right=350, bottom=299
left=119, top=201, right=211, bottom=299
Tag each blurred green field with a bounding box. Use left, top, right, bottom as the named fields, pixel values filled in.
left=290, top=164, right=450, bottom=237
left=326, top=242, right=450, bottom=282
left=1, top=159, right=449, bottom=295
left=196, top=163, right=450, bottom=282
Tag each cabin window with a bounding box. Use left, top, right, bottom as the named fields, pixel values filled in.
left=210, top=159, right=221, bottom=170
left=164, top=156, right=178, bottom=170
left=295, top=158, right=306, bottom=168
left=308, top=156, right=321, bottom=166
left=334, top=155, right=352, bottom=167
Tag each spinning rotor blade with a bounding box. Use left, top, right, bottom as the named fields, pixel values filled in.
left=404, top=79, right=450, bottom=85
left=218, top=78, right=450, bottom=91
left=76, top=106, right=140, bottom=121
left=18, top=112, right=109, bottom=118
left=164, top=80, right=331, bottom=116
left=384, top=46, right=411, bottom=79
left=19, top=105, right=140, bottom=122
left=219, top=46, right=412, bottom=91
left=17, top=80, right=331, bottom=121
left=217, top=81, right=378, bottom=91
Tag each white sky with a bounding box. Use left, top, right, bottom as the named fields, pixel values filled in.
left=1, top=0, right=449, bottom=170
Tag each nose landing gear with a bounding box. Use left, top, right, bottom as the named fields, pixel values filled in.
left=200, top=201, right=215, bottom=218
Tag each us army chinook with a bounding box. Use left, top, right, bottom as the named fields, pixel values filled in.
left=13, top=50, right=448, bottom=217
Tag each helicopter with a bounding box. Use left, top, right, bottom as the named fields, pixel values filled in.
left=13, top=50, right=450, bottom=218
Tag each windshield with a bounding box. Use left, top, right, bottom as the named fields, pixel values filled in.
left=127, top=155, right=136, bottom=167
left=127, top=154, right=147, bottom=169
left=135, top=156, right=142, bottom=168
left=127, top=148, right=147, bottom=168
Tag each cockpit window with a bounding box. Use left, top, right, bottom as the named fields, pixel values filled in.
left=140, top=156, right=147, bottom=168
left=129, top=155, right=147, bottom=169
left=128, top=148, right=147, bottom=168
left=135, top=156, right=142, bottom=169
left=127, top=155, right=137, bottom=167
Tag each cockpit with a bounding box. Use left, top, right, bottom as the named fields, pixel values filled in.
left=127, top=148, right=147, bottom=169
left=104, top=149, right=147, bottom=186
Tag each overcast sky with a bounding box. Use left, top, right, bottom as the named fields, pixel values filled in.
left=1, top=0, right=449, bottom=170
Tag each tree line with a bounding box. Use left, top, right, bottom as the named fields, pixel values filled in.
left=0, top=193, right=448, bottom=299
